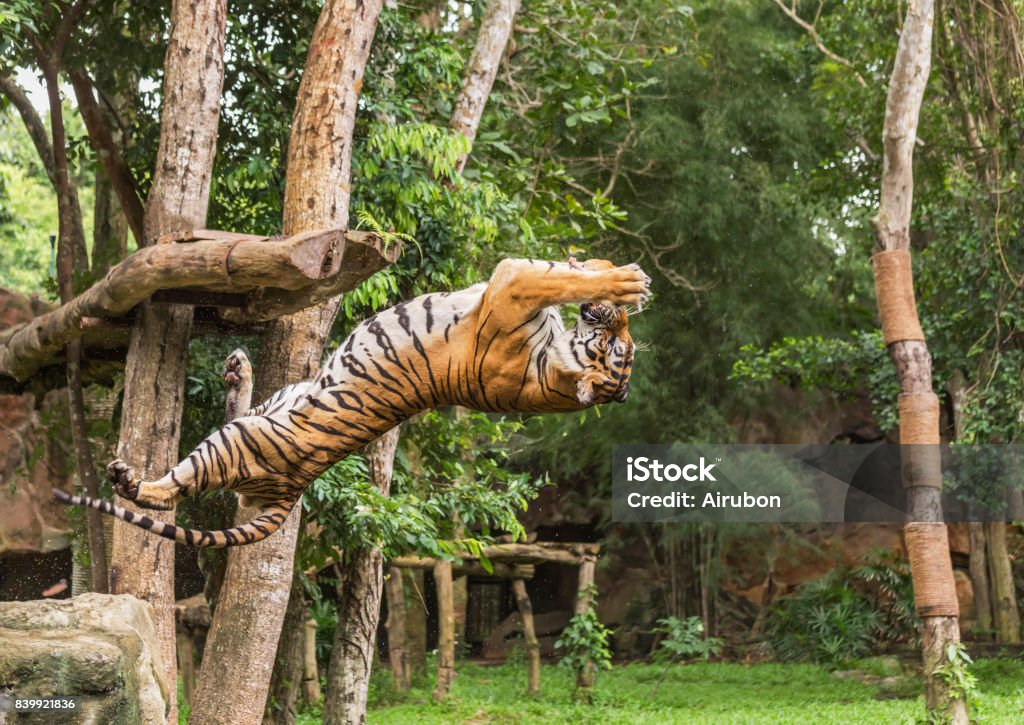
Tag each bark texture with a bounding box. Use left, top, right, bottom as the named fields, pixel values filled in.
left=303, top=618, right=322, bottom=706
left=109, top=3, right=228, bottom=722
left=323, top=426, right=400, bottom=724
left=191, top=2, right=384, bottom=721
left=449, top=0, right=521, bottom=173
left=870, top=2, right=966, bottom=721
left=264, top=580, right=309, bottom=725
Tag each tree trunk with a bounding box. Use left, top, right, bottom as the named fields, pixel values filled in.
left=449, top=0, right=521, bottom=173
left=323, top=427, right=400, bottom=724
left=574, top=555, right=597, bottom=698
left=986, top=522, right=1020, bottom=643
left=385, top=567, right=411, bottom=691
left=870, top=2, right=966, bottom=721
left=432, top=560, right=456, bottom=701
left=37, top=51, right=109, bottom=596
left=263, top=580, right=308, bottom=725
left=303, top=617, right=322, bottom=706
left=107, top=3, right=227, bottom=722
left=968, top=522, right=992, bottom=635
left=191, top=2, right=383, bottom=721
left=511, top=578, right=540, bottom=695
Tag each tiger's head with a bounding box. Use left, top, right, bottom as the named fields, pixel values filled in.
left=570, top=300, right=635, bottom=406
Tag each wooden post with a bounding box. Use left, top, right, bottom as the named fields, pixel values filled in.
left=511, top=578, right=540, bottom=695
left=385, top=567, right=411, bottom=691
left=302, top=618, right=322, bottom=705
left=432, top=560, right=456, bottom=700
left=574, top=554, right=597, bottom=696
left=407, top=570, right=428, bottom=672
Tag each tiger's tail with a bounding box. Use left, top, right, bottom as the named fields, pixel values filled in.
left=52, top=489, right=294, bottom=548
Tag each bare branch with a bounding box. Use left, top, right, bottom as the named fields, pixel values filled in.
left=771, top=0, right=868, bottom=87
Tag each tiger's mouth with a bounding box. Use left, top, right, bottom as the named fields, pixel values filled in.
left=580, top=302, right=612, bottom=324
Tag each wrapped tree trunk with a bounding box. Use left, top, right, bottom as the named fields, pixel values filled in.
left=191, top=2, right=383, bottom=721
left=869, top=2, right=966, bottom=720
left=432, top=559, right=456, bottom=701
left=385, top=567, right=411, bottom=690
left=107, top=3, right=227, bottom=721
left=511, top=578, right=540, bottom=694
left=323, top=427, right=400, bottom=724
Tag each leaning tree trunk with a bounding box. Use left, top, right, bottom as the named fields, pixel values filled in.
left=191, top=2, right=383, bottom=722
left=108, top=2, right=227, bottom=721
left=449, top=0, right=521, bottom=173
left=323, top=427, right=400, bottom=724
left=512, top=578, right=541, bottom=695
left=870, top=1, right=966, bottom=721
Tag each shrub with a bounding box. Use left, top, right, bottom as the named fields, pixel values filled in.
left=651, top=616, right=724, bottom=663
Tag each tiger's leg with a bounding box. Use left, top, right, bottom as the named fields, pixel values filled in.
left=109, top=349, right=289, bottom=510
left=481, top=258, right=651, bottom=326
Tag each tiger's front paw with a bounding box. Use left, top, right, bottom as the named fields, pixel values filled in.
left=108, top=459, right=138, bottom=501
left=223, top=349, right=252, bottom=391
left=604, top=263, right=652, bottom=309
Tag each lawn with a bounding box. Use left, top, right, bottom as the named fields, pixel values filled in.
left=293, top=657, right=1024, bottom=724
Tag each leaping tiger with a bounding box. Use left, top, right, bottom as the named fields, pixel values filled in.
left=53, top=257, right=650, bottom=547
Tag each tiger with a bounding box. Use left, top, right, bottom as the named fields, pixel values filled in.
left=53, top=257, right=650, bottom=547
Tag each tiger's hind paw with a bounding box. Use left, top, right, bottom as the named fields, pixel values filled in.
left=108, top=458, right=138, bottom=501
left=223, top=349, right=252, bottom=391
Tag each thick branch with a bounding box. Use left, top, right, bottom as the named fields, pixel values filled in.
left=69, top=70, right=145, bottom=245
left=0, top=229, right=396, bottom=380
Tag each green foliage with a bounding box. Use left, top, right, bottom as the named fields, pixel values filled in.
left=555, top=599, right=614, bottom=680
left=730, top=332, right=899, bottom=433
left=934, top=643, right=979, bottom=710
left=651, top=616, right=723, bottom=663
left=766, top=552, right=919, bottom=666
left=341, top=658, right=1024, bottom=724
left=297, top=409, right=546, bottom=574
left=764, top=571, right=880, bottom=666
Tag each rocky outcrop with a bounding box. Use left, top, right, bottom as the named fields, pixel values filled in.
left=0, top=593, right=167, bottom=724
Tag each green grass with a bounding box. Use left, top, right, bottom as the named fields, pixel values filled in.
left=304, top=658, right=1024, bottom=725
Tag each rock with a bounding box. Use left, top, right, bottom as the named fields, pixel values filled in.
left=0, top=593, right=167, bottom=724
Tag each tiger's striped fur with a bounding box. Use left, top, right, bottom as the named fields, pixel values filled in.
left=55, top=257, right=650, bottom=547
